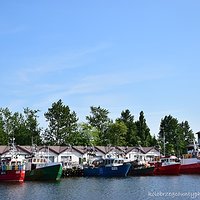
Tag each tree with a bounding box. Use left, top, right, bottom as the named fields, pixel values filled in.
left=23, top=108, right=42, bottom=145
left=43, top=99, right=79, bottom=145
left=158, top=115, right=179, bottom=155
left=0, top=111, right=7, bottom=145
left=106, top=121, right=127, bottom=146
left=177, top=121, right=194, bottom=155
left=135, top=111, right=152, bottom=147
left=0, top=107, right=42, bottom=145
left=180, top=121, right=194, bottom=144
left=75, top=123, right=98, bottom=146
left=117, top=109, right=138, bottom=146
left=150, top=135, right=158, bottom=147
left=12, top=109, right=42, bottom=145
left=86, top=106, right=111, bottom=145
left=0, top=107, right=13, bottom=139
left=158, top=115, right=194, bottom=156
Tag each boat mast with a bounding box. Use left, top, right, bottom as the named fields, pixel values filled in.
left=163, top=132, right=166, bottom=157
left=9, top=137, right=17, bottom=158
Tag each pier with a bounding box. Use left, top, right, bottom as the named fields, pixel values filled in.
left=62, top=167, right=83, bottom=177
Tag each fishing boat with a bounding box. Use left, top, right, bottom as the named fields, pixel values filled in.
left=0, top=139, right=26, bottom=182
left=0, top=157, right=25, bottom=182
left=25, top=146, right=62, bottom=181
left=128, top=160, right=155, bottom=176
left=83, top=157, right=131, bottom=177
left=180, top=156, right=200, bottom=174
left=180, top=142, right=200, bottom=174
left=153, top=156, right=180, bottom=175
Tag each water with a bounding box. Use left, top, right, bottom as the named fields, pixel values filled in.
left=0, top=175, right=200, bottom=200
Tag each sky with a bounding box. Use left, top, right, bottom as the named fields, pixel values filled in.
left=0, top=0, right=200, bottom=136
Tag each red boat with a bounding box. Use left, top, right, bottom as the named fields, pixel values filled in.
left=180, top=156, right=200, bottom=174
left=0, top=157, right=26, bottom=182
left=153, top=156, right=180, bottom=175
left=0, top=138, right=26, bottom=182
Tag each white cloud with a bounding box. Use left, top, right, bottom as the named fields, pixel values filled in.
left=15, top=43, right=111, bottom=82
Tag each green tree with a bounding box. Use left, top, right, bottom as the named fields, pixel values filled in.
left=106, top=121, right=127, bottom=146
left=158, top=115, right=179, bottom=155
left=43, top=99, right=79, bottom=145
left=177, top=121, right=194, bottom=156
left=135, top=111, right=152, bottom=146
left=0, top=108, right=13, bottom=139
left=9, top=112, right=26, bottom=145
left=117, top=109, right=138, bottom=146
left=158, top=115, right=194, bottom=156
left=86, top=106, right=111, bottom=145
left=75, top=123, right=97, bottom=146
left=14, top=109, right=42, bottom=145
left=0, top=111, right=8, bottom=144
left=180, top=121, right=194, bottom=144
left=0, top=108, right=42, bottom=145
left=150, top=135, right=158, bottom=146
left=23, top=108, right=42, bottom=145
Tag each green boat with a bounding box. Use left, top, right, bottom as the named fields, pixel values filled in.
left=25, top=156, right=62, bottom=181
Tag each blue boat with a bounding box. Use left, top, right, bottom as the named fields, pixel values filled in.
left=83, top=157, right=131, bottom=177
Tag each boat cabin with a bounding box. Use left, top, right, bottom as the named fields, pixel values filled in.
left=89, top=158, right=125, bottom=168
left=104, top=158, right=125, bottom=166
left=26, top=157, right=48, bottom=171
left=0, top=156, right=25, bottom=171
left=160, top=156, right=180, bottom=166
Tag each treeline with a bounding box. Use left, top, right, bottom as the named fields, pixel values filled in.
left=0, top=99, right=195, bottom=156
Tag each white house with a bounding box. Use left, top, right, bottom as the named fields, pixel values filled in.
left=0, top=145, right=160, bottom=168
left=125, top=146, right=160, bottom=163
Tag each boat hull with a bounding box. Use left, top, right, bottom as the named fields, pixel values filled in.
left=180, top=163, right=200, bottom=174
left=25, top=164, right=63, bottom=181
left=154, top=163, right=180, bottom=175
left=129, top=166, right=155, bottom=176
left=84, top=163, right=131, bottom=177
left=0, top=170, right=25, bottom=182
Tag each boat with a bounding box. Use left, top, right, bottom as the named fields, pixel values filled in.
left=180, top=158, right=200, bottom=174
left=153, top=156, right=180, bottom=175
left=180, top=152, right=200, bottom=174
left=0, top=158, right=25, bottom=182
left=0, top=139, right=26, bottom=182
left=128, top=160, right=155, bottom=176
left=83, top=157, right=131, bottom=177
left=179, top=142, right=200, bottom=174
left=24, top=147, right=62, bottom=181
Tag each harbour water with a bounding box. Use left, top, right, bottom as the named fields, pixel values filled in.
left=1, top=175, right=200, bottom=200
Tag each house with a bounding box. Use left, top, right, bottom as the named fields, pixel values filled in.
left=60, top=146, right=85, bottom=168
left=0, top=146, right=10, bottom=157
left=141, top=147, right=160, bottom=161
left=125, top=146, right=160, bottom=162
left=0, top=145, right=160, bottom=167
left=125, top=146, right=145, bottom=161
left=0, top=145, right=31, bottom=159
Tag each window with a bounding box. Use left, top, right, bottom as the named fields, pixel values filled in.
left=61, top=156, right=72, bottom=161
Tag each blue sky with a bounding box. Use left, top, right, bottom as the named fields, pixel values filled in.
left=0, top=0, right=200, bottom=136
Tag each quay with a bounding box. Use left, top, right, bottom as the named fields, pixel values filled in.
left=62, top=167, right=83, bottom=177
